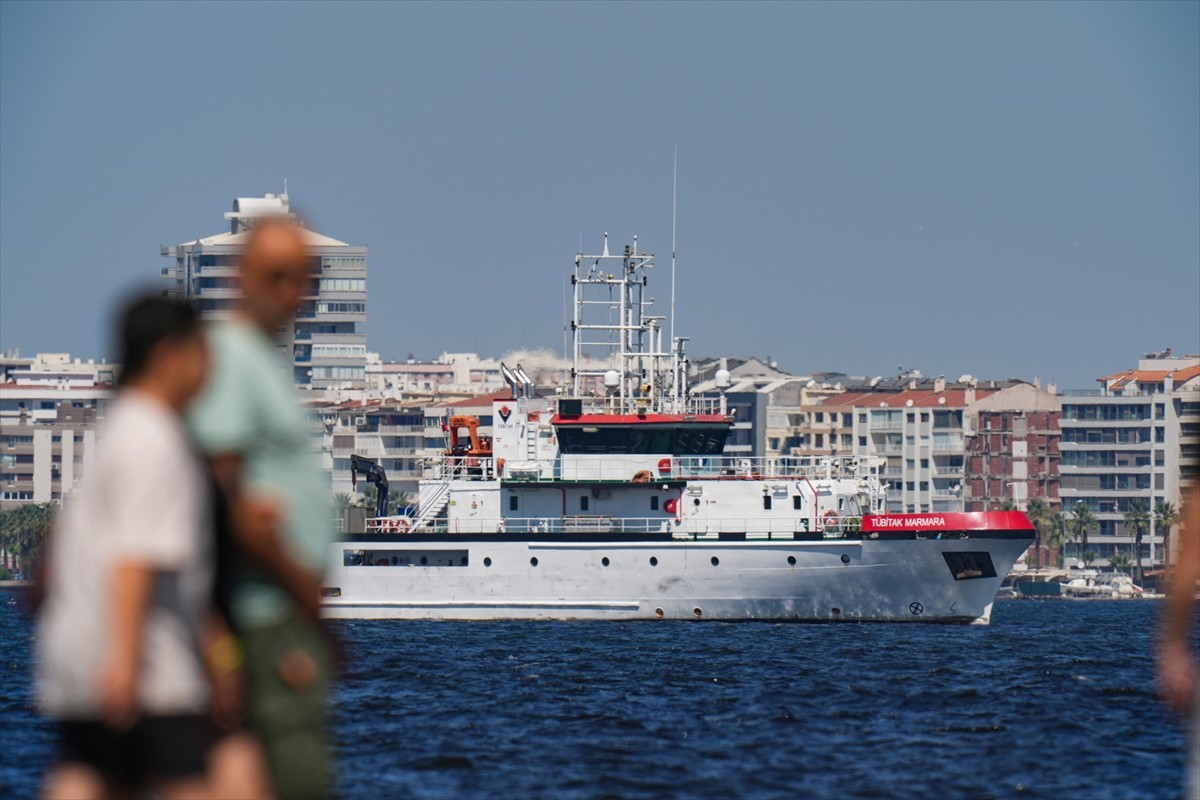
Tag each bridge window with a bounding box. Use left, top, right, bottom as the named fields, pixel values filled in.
left=509, top=495, right=519, bottom=511
left=556, top=425, right=728, bottom=455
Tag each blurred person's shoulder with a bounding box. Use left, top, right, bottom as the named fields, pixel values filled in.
left=101, top=392, right=187, bottom=457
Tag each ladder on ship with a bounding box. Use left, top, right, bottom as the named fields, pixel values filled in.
left=411, top=479, right=451, bottom=531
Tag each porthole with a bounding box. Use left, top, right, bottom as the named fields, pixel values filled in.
left=419, top=556, right=428, bottom=565
left=787, top=555, right=796, bottom=566
left=460, top=556, right=468, bottom=566
left=841, top=554, right=851, bottom=564
left=711, top=556, right=719, bottom=566
left=693, top=607, right=703, bottom=619
left=391, top=556, right=398, bottom=565
left=483, top=557, right=492, bottom=567
left=693, top=498, right=701, bottom=507
left=530, top=557, right=539, bottom=567
left=649, top=556, right=658, bottom=566
left=655, top=608, right=664, bottom=619
left=602, top=557, right=610, bottom=567
left=831, top=607, right=842, bottom=616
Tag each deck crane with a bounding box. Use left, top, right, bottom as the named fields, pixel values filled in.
left=350, top=454, right=390, bottom=520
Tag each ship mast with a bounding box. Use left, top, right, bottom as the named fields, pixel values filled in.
left=570, top=234, right=681, bottom=414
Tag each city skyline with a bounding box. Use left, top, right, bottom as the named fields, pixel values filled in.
left=1, top=2, right=1197, bottom=389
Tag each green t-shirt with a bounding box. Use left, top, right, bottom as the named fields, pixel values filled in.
left=189, top=319, right=331, bottom=629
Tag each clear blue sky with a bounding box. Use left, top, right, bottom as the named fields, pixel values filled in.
left=2, top=1, right=1197, bottom=388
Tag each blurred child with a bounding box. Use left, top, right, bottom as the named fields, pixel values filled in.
left=37, top=296, right=218, bottom=799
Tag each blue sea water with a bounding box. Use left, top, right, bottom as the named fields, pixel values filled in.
left=0, top=595, right=1191, bottom=800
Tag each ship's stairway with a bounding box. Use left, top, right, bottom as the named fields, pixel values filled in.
left=412, top=480, right=451, bottom=530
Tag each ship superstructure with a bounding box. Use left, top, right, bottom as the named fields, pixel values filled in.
left=322, top=235, right=1033, bottom=622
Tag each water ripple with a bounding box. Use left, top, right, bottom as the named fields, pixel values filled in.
left=0, top=596, right=1191, bottom=799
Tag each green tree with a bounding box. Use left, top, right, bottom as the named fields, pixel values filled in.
left=1070, top=502, right=1098, bottom=565
left=1155, top=500, right=1179, bottom=570
left=998, top=499, right=1018, bottom=511
left=357, top=487, right=409, bottom=517
left=1025, top=497, right=1051, bottom=569
left=1107, top=549, right=1132, bottom=574
left=1044, top=510, right=1071, bottom=568
left=1123, top=498, right=1150, bottom=584
left=0, top=503, right=56, bottom=577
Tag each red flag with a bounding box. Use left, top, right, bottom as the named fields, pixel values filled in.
left=440, top=419, right=449, bottom=433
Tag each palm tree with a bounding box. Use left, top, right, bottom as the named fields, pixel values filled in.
left=1123, top=498, right=1150, bottom=584
left=1070, top=502, right=1097, bottom=566
left=1107, top=549, right=1132, bottom=574
left=1025, top=498, right=1050, bottom=569
left=0, top=503, right=56, bottom=576
left=1154, top=500, right=1179, bottom=570
left=1045, top=510, right=1071, bottom=568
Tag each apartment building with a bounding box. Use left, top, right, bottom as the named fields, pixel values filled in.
left=161, top=191, right=368, bottom=390
left=1058, top=352, right=1200, bottom=566
left=842, top=380, right=995, bottom=513
left=963, top=382, right=1062, bottom=512
left=317, top=397, right=429, bottom=498
left=0, top=354, right=113, bottom=509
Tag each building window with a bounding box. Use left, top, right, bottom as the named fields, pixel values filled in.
left=859, top=437, right=867, bottom=447
left=319, top=278, right=366, bottom=292
left=906, top=482, right=915, bottom=491
left=920, top=459, right=929, bottom=468
left=315, top=301, right=366, bottom=314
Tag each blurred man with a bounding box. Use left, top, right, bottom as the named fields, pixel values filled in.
left=1159, top=481, right=1200, bottom=798
left=38, top=297, right=216, bottom=799
left=190, top=219, right=334, bottom=799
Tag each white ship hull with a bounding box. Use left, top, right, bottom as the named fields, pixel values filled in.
left=320, top=534, right=1028, bottom=624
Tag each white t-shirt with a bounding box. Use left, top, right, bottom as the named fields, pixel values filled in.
left=37, top=391, right=213, bottom=718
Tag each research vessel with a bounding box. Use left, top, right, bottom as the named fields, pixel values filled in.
left=322, top=235, right=1034, bottom=622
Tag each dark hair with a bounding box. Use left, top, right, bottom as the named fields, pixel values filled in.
left=117, top=295, right=201, bottom=387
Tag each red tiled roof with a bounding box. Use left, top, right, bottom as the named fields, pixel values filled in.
left=1098, top=364, right=1200, bottom=385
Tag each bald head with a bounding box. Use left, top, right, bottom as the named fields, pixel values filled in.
left=238, top=219, right=310, bottom=333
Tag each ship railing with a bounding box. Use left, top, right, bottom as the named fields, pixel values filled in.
left=420, top=455, right=880, bottom=483
left=570, top=395, right=729, bottom=418
left=422, top=456, right=500, bottom=481
left=356, top=514, right=867, bottom=537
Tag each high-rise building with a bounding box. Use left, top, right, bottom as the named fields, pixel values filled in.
left=963, top=382, right=1062, bottom=512
left=161, top=191, right=368, bottom=390
left=1057, top=351, right=1200, bottom=566
left=0, top=353, right=113, bottom=509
